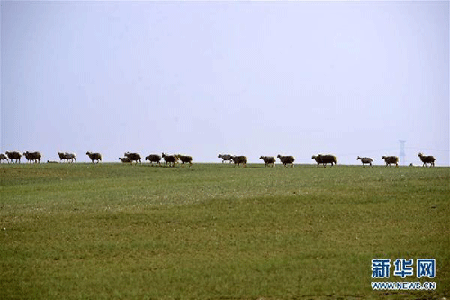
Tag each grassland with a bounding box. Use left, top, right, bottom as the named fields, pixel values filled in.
left=0, top=163, right=449, bottom=299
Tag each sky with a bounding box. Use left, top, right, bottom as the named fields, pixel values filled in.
left=1, top=0, right=449, bottom=165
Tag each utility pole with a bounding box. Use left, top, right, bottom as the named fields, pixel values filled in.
left=399, top=140, right=406, bottom=166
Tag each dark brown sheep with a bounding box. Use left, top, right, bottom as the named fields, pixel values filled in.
left=260, top=156, right=275, bottom=167
left=218, top=154, right=233, bottom=163
left=23, top=151, right=42, bottom=163
left=176, top=154, right=193, bottom=167
left=418, top=153, right=436, bottom=167
left=162, top=153, right=178, bottom=167
left=119, top=157, right=132, bottom=163
left=124, top=152, right=141, bottom=164
left=231, top=156, right=247, bottom=167
left=65, top=152, right=76, bottom=163
left=357, top=156, right=373, bottom=167
left=381, top=156, right=399, bottom=167
left=86, top=151, right=102, bottom=163
left=277, top=155, right=295, bottom=167
left=145, top=154, right=162, bottom=166
left=311, top=154, right=337, bottom=167
left=5, top=151, right=22, bottom=163
left=58, top=152, right=67, bottom=162
left=57, top=152, right=75, bottom=163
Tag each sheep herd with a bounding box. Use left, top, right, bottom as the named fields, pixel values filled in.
left=0, top=150, right=438, bottom=168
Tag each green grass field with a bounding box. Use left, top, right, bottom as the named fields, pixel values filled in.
left=1, top=163, right=449, bottom=299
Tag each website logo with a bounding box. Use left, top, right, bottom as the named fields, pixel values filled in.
left=371, top=259, right=436, bottom=291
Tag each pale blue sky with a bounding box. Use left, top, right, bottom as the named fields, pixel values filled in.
left=1, top=1, right=449, bottom=165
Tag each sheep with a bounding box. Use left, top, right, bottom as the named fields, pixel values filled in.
left=218, top=154, right=233, bottom=163
left=162, top=152, right=178, bottom=167
left=124, top=152, right=141, bottom=164
left=231, top=155, right=247, bottom=167
left=23, top=151, right=42, bottom=163
left=176, top=154, right=193, bottom=167
left=418, top=152, right=436, bottom=167
left=381, top=156, right=399, bottom=167
left=357, top=156, right=373, bottom=167
left=0, top=153, right=8, bottom=163
left=86, top=151, right=102, bottom=163
left=145, top=154, right=161, bottom=166
left=5, top=151, right=22, bottom=163
left=23, top=151, right=33, bottom=163
left=65, top=152, right=76, bottom=163
left=119, top=157, right=132, bottom=163
left=311, top=154, right=337, bottom=167
left=277, top=155, right=295, bottom=168
left=260, top=156, right=275, bottom=167
left=311, top=155, right=320, bottom=166
left=58, top=152, right=69, bottom=163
